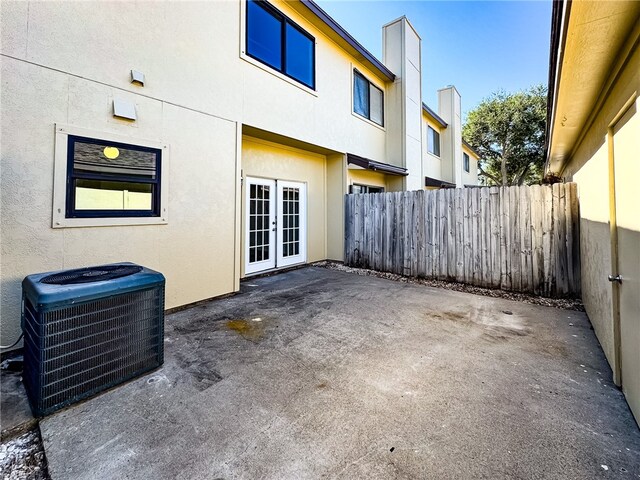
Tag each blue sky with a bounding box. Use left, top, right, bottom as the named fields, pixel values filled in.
left=315, top=0, right=552, bottom=119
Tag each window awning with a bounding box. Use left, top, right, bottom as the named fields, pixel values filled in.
left=425, top=176, right=456, bottom=188
left=347, top=153, right=408, bottom=176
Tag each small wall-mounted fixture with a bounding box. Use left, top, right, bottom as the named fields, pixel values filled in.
left=130, top=70, right=145, bottom=87
left=113, top=98, right=137, bottom=121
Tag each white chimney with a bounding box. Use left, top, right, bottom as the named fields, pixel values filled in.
left=383, top=17, right=423, bottom=191
left=438, top=86, right=463, bottom=187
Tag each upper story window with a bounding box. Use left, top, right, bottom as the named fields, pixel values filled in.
left=246, top=0, right=315, bottom=89
left=427, top=126, right=440, bottom=157
left=463, top=152, right=470, bottom=172
left=66, top=135, right=162, bottom=218
left=353, top=70, right=384, bottom=127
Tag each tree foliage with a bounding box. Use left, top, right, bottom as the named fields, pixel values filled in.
left=463, top=85, right=547, bottom=186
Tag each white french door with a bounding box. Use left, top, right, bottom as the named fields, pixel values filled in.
left=276, top=181, right=306, bottom=268
left=245, top=177, right=306, bottom=274
left=245, top=178, right=276, bottom=274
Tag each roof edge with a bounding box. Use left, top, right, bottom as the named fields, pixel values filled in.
left=300, top=0, right=396, bottom=82
left=544, top=0, right=572, bottom=173
left=422, top=103, right=448, bottom=128
left=462, top=140, right=481, bottom=159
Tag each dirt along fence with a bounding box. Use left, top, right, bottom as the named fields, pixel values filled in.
left=344, top=183, right=580, bottom=298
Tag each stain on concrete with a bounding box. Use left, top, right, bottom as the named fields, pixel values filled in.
left=174, top=353, right=222, bottom=391
left=428, top=308, right=531, bottom=340
left=225, top=318, right=270, bottom=342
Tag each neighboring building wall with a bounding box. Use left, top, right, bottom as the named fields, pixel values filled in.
left=560, top=46, right=640, bottom=371
left=422, top=117, right=444, bottom=182
left=438, top=86, right=463, bottom=187
left=461, top=145, right=479, bottom=186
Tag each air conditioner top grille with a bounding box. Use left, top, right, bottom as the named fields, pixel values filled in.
left=40, top=265, right=143, bottom=285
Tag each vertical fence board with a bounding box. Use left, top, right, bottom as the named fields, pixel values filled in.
left=520, top=185, right=532, bottom=293
left=530, top=185, right=544, bottom=295
left=489, top=187, right=501, bottom=288
left=455, top=189, right=465, bottom=280
left=344, top=183, right=579, bottom=298
left=569, top=183, right=580, bottom=294
left=446, top=189, right=456, bottom=280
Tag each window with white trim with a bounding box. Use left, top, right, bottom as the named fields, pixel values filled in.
left=427, top=126, right=440, bottom=157
left=353, top=70, right=384, bottom=126
left=66, top=135, right=162, bottom=218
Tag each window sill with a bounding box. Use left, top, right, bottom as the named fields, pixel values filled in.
left=240, top=52, right=318, bottom=97
left=427, top=152, right=441, bottom=160
left=351, top=111, right=385, bottom=132
left=52, top=216, right=168, bottom=229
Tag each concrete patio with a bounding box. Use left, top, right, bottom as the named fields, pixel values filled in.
left=35, top=267, right=640, bottom=478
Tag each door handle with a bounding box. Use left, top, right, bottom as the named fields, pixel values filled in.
left=608, top=274, right=622, bottom=283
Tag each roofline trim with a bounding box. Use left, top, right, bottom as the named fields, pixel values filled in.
left=300, top=0, right=396, bottom=82
left=422, top=103, right=448, bottom=128
left=544, top=0, right=572, bottom=172
left=462, top=140, right=481, bottom=159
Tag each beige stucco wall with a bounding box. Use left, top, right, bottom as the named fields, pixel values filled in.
left=1, top=56, right=239, bottom=348
left=240, top=137, right=327, bottom=276
left=560, top=45, right=640, bottom=372
left=347, top=169, right=389, bottom=191
left=326, top=154, right=347, bottom=261
left=0, top=0, right=405, bottom=348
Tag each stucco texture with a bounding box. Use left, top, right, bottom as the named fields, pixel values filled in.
left=561, top=44, right=640, bottom=377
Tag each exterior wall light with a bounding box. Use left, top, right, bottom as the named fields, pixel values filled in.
left=103, top=147, right=120, bottom=159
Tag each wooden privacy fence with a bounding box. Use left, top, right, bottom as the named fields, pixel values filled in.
left=344, top=183, right=580, bottom=298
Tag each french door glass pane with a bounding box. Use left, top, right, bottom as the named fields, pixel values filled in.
left=248, top=184, right=271, bottom=264
left=282, top=187, right=300, bottom=258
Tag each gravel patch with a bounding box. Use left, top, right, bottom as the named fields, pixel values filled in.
left=314, top=261, right=584, bottom=311
left=0, top=428, right=49, bottom=480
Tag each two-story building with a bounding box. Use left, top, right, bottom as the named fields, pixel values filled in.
left=421, top=89, right=479, bottom=189
left=0, top=0, right=478, bottom=349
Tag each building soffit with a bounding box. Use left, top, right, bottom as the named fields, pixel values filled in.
left=546, top=0, right=640, bottom=174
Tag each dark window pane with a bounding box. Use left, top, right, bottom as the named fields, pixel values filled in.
left=428, top=127, right=441, bottom=157
left=464, top=153, right=470, bottom=172
left=285, top=23, right=314, bottom=88
left=369, top=84, right=383, bottom=126
left=73, top=141, right=156, bottom=179
left=247, top=0, right=282, bottom=70
left=354, top=72, right=369, bottom=118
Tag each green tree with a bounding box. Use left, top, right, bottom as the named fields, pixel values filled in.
left=463, top=85, right=547, bottom=186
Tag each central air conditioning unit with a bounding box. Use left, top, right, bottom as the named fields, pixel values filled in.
left=22, top=263, right=165, bottom=417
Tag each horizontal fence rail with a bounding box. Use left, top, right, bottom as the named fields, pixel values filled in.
left=344, top=183, right=580, bottom=298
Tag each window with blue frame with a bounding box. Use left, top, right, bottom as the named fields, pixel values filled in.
left=66, top=135, right=162, bottom=218
left=246, top=0, right=315, bottom=89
